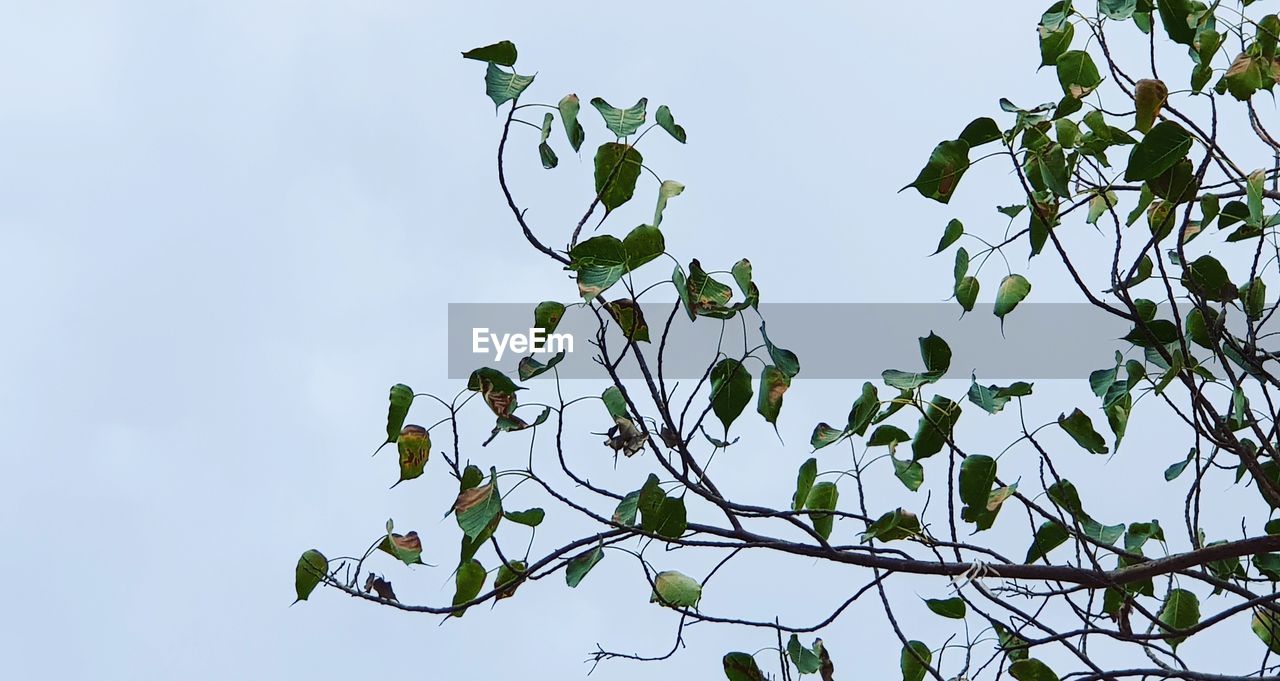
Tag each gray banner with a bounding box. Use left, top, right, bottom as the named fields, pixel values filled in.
left=447, top=302, right=1236, bottom=380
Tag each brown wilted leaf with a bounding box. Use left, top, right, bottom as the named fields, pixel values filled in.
left=817, top=638, right=835, bottom=681
left=363, top=573, right=398, bottom=601
left=1227, top=52, right=1252, bottom=78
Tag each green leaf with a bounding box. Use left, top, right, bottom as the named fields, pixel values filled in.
left=612, top=490, right=641, bottom=526
left=1165, top=449, right=1195, bottom=481
left=569, top=234, right=626, bottom=300
left=1125, top=121, right=1192, bottom=182
left=723, top=652, right=766, bottom=681
left=892, top=457, right=925, bottom=491
left=396, top=425, right=431, bottom=484
left=862, top=508, right=922, bottom=542
left=955, top=276, right=979, bottom=313
left=592, top=142, right=643, bottom=214
left=792, top=458, right=818, bottom=512
left=1182, top=255, right=1238, bottom=301
left=1125, top=520, right=1166, bottom=552
left=1242, top=277, right=1267, bottom=320
left=761, top=321, right=801, bottom=378
left=1058, top=408, right=1109, bottom=454
left=455, top=468, right=502, bottom=540
left=1056, top=50, right=1102, bottom=98
left=533, top=301, right=566, bottom=336
left=1253, top=609, right=1280, bottom=653
left=959, top=117, right=1002, bottom=147
left=913, top=396, right=961, bottom=460
left=900, top=641, right=932, bottom=681
left=869, top=425, right=911, bottom=448
left=654, top=179, right=685, bottom=227
left=494, top=560, right=526, bottom=600
left=1157, top=588, right=1200, bottom=649
left=461, top=40, right=517, bottom=66
left=959, top=455, right=1000, bottom=530
left=810, top=423, right=845, bottom=450
left=452, top=559, right=486, bottom=615
left=538, top=112, right=558, bottom=169
left=558, top=94, right=585, bottom=152
left=934, top=219, right=964, bottom=254
left=591, top=97, right=648, bottom=137
left=710, top=358, right=753, bottom=433
left=846, top=381, right=881, bottom=436
left=1249, top=169, right=1267, bottom=226
left=883, top=333, right=951, bottom=389
left=1010, top=658, right=1060, bottom=681
left=639, top=475, right=688, bottom=539
left=995, top=274, right=1032, bottom=323
left=787, top=635, right=824, bottom=675
left=906, top=139, right=971, bottom=204
left=805, top=481, right=840, bottom=540
left=384, top=384, right=414, bottom=444
left=1025, top=521, right=1069, bottom=563
left=566, top=545, right=604, bottom=587
left=294, top=549, right=328, bottom=602
left=1100, top=0, right=1137, bottom=20
left=924, top=597, right=967, bottom=619
left=757, top=364, right=791, bottom=426
left=504, top=508, right=545, bottom=527
left=518, top=350, right=563, bottom=380
left=1040, top=20, right=1075, bottom=67
left=651, top=570, right=702, bottom=608
left=484, top=63, right=535, bottom=108
left=655, top=104, right=686, bottom=143
left=1156, top=0, right=1196, bottom=45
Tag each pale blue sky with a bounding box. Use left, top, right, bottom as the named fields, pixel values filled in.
left=0, top=2, right=1264, bottom=679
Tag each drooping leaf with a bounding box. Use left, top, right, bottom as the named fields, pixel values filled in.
left=900, top=641, right=932, bottom=681
left=995, top=274, right=1032, bottom=324
left=454, top=468, right=502, bottom=540
left=384, top=384, right=414, bottom=444
left=805, top=481, right=840, bottom=540
left=761, top=321, right=801, bottom=378
left=451, top=559, right=486, bottom=616
left=566, top=544, right=604, bottom=587
left=913, top=396, right=961, bottom=460
left=655, top=104, right=687, bottom=143
left=592, top=143, right=644, bottom=214
left=1025, top=521, right=1069, bottom=563
left=396, top=424, right=431, bottom=484
left=605, top=298, right=650, bottom=342
left=1134, top=79, right=1168, bottom=133
left=558, top=94, right=585, bottom=152
left=654, top=180, right=685, bottom=227
left=757, top=364, right=791, bottom=426
left=959, top=118, right=1002, bottom=147
left=792, top=458, right=818, bottom=512
left=1058, top=408, right=1109, bottom=454
left=710, top=359, right=753, bottom=432
left=294, top=549, right=328, bottom=602
left=494, top=560, right=526, bottom=600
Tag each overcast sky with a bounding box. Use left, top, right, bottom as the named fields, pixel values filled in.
left=1, top=2, right=1267, bottom=679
